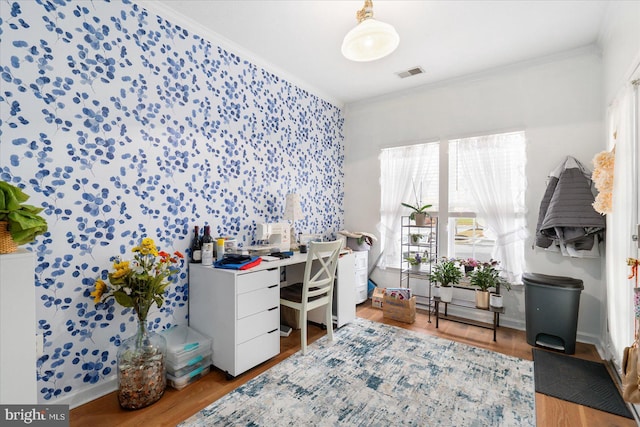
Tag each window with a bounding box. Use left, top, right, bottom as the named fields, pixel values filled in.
left=379, top=131, right=527, bottom=282
left=378, top=142, right=439, bottom=269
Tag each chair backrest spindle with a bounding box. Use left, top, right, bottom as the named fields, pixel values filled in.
left=301, top=241, right=342, bottom=303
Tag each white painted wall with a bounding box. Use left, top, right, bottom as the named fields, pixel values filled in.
left=343, top=47, right=605, bottom=344
left=600, top=1, right=640, bottom=105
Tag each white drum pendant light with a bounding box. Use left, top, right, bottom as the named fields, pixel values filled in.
left=341, top=0, right=399, bottom=62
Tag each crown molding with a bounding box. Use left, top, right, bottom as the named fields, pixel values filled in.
left=347, top=44, right=602, bottom=109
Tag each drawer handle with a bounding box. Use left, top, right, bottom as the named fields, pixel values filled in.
left=268, top=328, right=278, bottom=334
left=268, top=306, right=278, bottom=311
left=268, top=284, right=278, bottom=289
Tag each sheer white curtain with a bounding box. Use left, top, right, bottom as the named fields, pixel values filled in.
left=378, top=143, right=439, bottom=269
left=605, top=82, right=638, bottom=365
left=455, top=132, right=528, bottom=283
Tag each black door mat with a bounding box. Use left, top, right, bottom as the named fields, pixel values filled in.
left=533, top=348, right=633, bottom=419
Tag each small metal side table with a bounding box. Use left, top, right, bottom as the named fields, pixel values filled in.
left=433, top=295, right=505, bottom=341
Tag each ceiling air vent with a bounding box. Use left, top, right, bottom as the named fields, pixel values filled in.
left=397, top=66, right=425, bottom=79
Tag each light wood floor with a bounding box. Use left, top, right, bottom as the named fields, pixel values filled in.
left=70, top=303, right=638, bottom=427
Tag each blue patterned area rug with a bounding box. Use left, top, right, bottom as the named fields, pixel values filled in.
left=179, top=318, right=535, bottom=426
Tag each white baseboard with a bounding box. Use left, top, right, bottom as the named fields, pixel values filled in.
left=417, top=302, right=605, bottom=355
left=42, top=375, right=117, bottom=409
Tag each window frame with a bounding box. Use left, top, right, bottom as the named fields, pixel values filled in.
left=379, top=131, right=527, bottom=281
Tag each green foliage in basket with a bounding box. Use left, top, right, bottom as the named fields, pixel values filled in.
left=0, top=181, right=48, bottom=245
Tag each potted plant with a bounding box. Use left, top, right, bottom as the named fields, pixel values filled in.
left=401, top=202, right=432, bottom=226
left=401, top=179, right=432, bottom=226
left=405, top=252, right=427, bottom=272
left=429, top=257, right=463, bottom=302
left=459, top=257, right=479, bottom=275
left=468, top=260, right=510, bottom=309
left=489, top=292, right=505, bottom=308
left=410, top=233, right=424, bottom=244
left=0, top=181, right=48, bottom=254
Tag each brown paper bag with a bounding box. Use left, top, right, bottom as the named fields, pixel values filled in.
left=621, top=344, right=640, bottom=403
left=382, top=295, right=416, bottom=324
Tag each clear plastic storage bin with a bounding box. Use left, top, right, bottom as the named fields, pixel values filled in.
left=167, top=365, right=211, bottom=390
left=168, top=354, right=212, bottom=378
left=161, top=325, right=212, bottom=373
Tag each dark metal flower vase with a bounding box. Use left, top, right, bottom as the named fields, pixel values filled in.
left=117, top=318, right=167, bottom=409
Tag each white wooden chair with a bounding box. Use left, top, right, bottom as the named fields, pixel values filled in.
left=279, top=240, right=342, bottom=355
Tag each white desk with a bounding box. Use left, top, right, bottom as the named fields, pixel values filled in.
left=188, top=251, right=356, bottom=378
left=0, top=250, right=37, bottom=404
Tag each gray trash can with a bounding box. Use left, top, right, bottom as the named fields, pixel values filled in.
left=523, top=272, right=584, bottom=354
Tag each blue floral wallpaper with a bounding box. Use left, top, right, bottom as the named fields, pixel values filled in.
left=0, top=0, right=344, bottom=402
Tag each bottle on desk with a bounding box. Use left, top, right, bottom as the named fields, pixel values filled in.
left=190, top=226, right=202, bottom=263
left=201, top=226, right=214, bottom=266
left=216, top=238, right=225, bottom=261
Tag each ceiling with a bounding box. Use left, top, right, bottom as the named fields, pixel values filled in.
left=145, top=1, right=609, bottom=106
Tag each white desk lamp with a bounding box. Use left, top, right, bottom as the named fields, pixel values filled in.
left=284, top=193, right=303, bottom=250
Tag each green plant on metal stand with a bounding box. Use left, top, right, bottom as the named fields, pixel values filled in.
left=429, top=257, right=463, bottom=302
left=401, top=179, right=432, bottom=226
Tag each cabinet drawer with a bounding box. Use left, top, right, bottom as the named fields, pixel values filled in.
left=356, top=286, right=368, bottom=304
left=237, top=284, right=279, bottom=319
left=355, top=271, right=368, bottom=287
left=236, top=328, right=279, bottom=375
left=354, top=252, right=368, bottom=271
left=237, top=269, right=279, bottom=295
left=237, top=306, right=279, bottom=344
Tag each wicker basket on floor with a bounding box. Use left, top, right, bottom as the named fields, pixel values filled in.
left=0, top=221, right=18, bottom=254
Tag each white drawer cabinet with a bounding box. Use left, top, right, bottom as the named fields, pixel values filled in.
left=0, top=250, right=37, bottom=404
left=189, top=265, right=280, bottom=378
left=189, top=251, right=357, bottom=377
left=307, top=252, right=356, bottom=328
left=353, top=251, right=369, bottom=304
